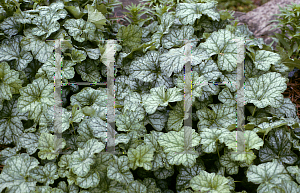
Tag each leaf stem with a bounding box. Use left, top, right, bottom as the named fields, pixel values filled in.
left=168, top=103, right=174, bottom=110
left=252, top=106, right=256, bottom=117
left=12, top=0, right=20, bottom=10
left=217, top=142, right=220, bottom=159
left=33, top=2, right=38, bottom=9
left=70, top=122, right=76, bottom=136
left=82, top=0, right=91, bottom=8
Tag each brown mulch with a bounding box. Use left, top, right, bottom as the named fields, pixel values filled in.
left=284, top=70, right=300, bottom=120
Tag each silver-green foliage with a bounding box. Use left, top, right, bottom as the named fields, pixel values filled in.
left=0, top=0, right=300, bottom=192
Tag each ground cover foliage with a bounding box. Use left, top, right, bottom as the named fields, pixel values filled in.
left=0, top=0, right=300, bottom=192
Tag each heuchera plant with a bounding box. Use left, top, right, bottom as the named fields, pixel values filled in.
left=0, top=0, right=300, bottom=192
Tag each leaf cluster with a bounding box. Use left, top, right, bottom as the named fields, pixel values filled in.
left=0, top=0, right=300, bottom=193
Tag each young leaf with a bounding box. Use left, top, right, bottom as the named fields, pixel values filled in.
left=145, top=111, right=168, bottom=132
left=116, top=24, right=143, bottom=53
left=88, top=116, right=112, bottom=140
left=157, top=12, right=175, bottom=35
left=265, top=97, right=298, bottom=119
left=13, top=9, right=35, bottom=24
left=129, top=50, right=161, bottom=82
left=68, top=48, right=87, bottom=63
left=190, top=170, right=231, bottom=193
left=65, top=5, right=86, bottom=19
left=20, top=28, right=55, bottom=63
left=63, top=18, right=96, bottom=42
left=246, top=50, right=281, bottom=71
left=39, top=106, right=71, bottom=133
left=86, top=4, right=106, bottom=30
left=286, top=165, right=300, bottom=184
left=246, top=159, right=292, bottom=193
left=128, top=144, right=155, bottom=170
left=71, top=104, right=84, bottom=123
left=127, top=180, right=147, bottom=193
left=259, top=127, right=298, bottom=165
left=35, top=186, right=64, bottom=192
left=220, top=130, right=263, bottom=165
left=0, top=146, right=21, bottom=165
left=123, top=91, right=145, bottom=114
left=75, top=58, right=101, bottom=82
left=198, top=29, right=237, bottom=72
left=36, top=54, right=76, bottom=83
left=161, top=25, right=195, bottom=49
left=158, top=129, right=201, bottom=168
left=167, top=101, right=191, bottom=131
left=175, top=2, right=220, bottom=25
left=0, top=153, right=39, bottom=193
left=36, top=1, right=67, bottom=21
left=0, top=95, right=27, bottom=144
left=17, top=77, right=55, bottom=122
left=100, top=40, right=122, bottom=67
left=245, top=72, right=287, bottom=108
left=57, top=181, right=79, bottom=192
left=176, top=160, right=206, bottom=191
left=31, top=14, right=60, bottom=39
left=69, top=139, right=105, bottom=177
left=231, top=24, right=254, bottom=39
left=196, top=103, right=236, bottom=131
left=76, top=118, right=99, bottom=148
left=0, top=35, right=33, bottom=70
left=154, top=166, right=175, bottom=181
left=0, top=61, right=23, bottom=100
left=107, top=156, right=134, bottom=185
left=219, top=152, right=240, bottom=175
left=219, top=69, right=238, bottom=92
left=30, top=162, right=59, bottom=186
left=57, top=154, right=78, bottom=186
left=199, top=127, right=228, bottom=153
left=38, top=133, right=66, bottom=160
left=141, top=178, right=161, bottom=193
left=192, top=59, right=222, bottom=82
left=75, top=170, right=100, bottom=189
left=159, top=46, right=209, bottom=77
left=70, top=87, right=107, bottom=120
left=270, top=179, right=300, bottom=192
left=0, top=16, right=21, bottom=37
left=116, top=110, right=146, bottom=132
left=17, top=132, right=39, bottom=155
left=253, top=119, right=288, bottom=135
left=84, top=47, right=101, bottom=60
left=144, top=131, right=169, bottom=170
left=142, top=85, right=183, bottom=114
left=218, top=87, right=236, bottom=107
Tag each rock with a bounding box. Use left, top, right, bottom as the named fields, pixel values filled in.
left=289, top=68, right=299, bottom=77
left=231, top=0, right=300, bottom=50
